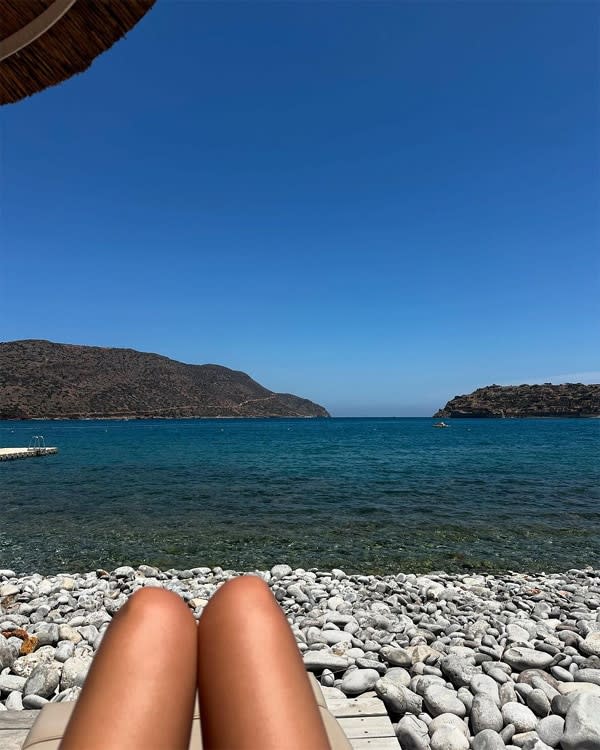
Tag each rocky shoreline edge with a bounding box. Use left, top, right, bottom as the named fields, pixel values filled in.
left=2, top=565, right=600, bottom=749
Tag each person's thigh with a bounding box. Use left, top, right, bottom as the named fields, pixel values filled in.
left=60, top=587, right=197, bottom=750
left=197, top=576, right=330, bottom=750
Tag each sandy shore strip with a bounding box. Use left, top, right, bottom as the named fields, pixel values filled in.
left=2, top=565, right=600, bottom=748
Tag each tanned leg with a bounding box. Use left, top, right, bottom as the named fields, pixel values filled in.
left=60, top=587, right=197, bottom=750
left=197, top=575, right=330, bottom=750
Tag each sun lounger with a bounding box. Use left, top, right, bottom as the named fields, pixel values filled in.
left=20, top=674, right=352, bottom=749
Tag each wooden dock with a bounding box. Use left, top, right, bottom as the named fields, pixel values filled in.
left=0, top=447, right=58, bottom=462
left=0, top=693, right=397, bottom=749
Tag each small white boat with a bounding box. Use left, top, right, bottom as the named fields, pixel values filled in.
left=433, top=421, right=449, bottom=428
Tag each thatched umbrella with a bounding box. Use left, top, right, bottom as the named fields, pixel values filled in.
left=0, top=0, right=156, bottom=105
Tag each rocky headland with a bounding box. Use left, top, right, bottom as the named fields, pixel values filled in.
left=435, top=384, right=600, bottom=418
left=2, top=565, right=600, bottom=749
left=0, top=340, right=329, bottom=419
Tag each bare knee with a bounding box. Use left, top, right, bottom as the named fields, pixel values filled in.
left=199, top=575, right=276, bottom=632
left=123, top=587, right=195, bottom=629
left=216, top=574, right=272, bottom=604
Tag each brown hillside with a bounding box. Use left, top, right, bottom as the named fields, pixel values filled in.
left=0, top=340, right=329, bottom=419
left=434, top=383, right=600, bottom=418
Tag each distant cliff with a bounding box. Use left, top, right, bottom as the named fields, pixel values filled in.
left=0, top=340, right=329, bottom=419
left=434, top=383, right=600, bottom=418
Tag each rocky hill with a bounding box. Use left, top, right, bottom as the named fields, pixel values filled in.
left=434, top=383, right=600, bottom=418
left=0, top=340, right=329, bottom=419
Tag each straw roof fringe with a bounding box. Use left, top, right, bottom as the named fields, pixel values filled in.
left=1, top=0, right=156, bottom=105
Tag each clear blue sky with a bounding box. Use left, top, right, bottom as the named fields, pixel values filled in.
left=1, top=1, right=598, bottom=416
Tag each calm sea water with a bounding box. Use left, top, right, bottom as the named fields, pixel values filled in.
left=0, top=418, right=598, bottom=575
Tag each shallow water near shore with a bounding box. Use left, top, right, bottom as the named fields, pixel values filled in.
left=0, top=417, right=598, bottom=574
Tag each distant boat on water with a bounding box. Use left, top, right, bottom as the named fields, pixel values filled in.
left=433, top=421, right=449, bottom=428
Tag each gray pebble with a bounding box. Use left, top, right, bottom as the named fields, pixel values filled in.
left=380, top=646, right=412, bottom=668
left=501, top=703, right=538, bottom=733
left=536, top=715, right=564, bottom=748
left=22, top=694, right=49, bottom=709
left=503, top=648, right=554, bottom=672
left=430, top=726, right=469, bottom=750
left=396, top=714, right=431, bottom=750
left=60, top=656, right=92, bottom=691
left=4, top=691, right=24, bottom=710
left=526, top=688, right=551, bottom=717
left=550, top=666, right=573, bottom=682
left=561, top=694, right=600, bottom=750
left=471, top=693, right=504, bottom=733
left=423, top=685, right=466, bottom=718
left=375, top=679, right=423, bottom=715
left=472, top=730, right=506, bottom=750
left=428, top=714, right=469, bottom=738
left=0, top=674, right=26, bottom=692
left=500, top=724, right=516, bottom=743
left=0, top=634, right=16, bottom=670
left=55, top=641, right=76, bottom=663
left=341, top=668, right=380, bottom=695
left=23, top=664, right=61, bottom=698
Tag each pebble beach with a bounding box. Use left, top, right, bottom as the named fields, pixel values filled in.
left=2, top=564, right=600, bottom=750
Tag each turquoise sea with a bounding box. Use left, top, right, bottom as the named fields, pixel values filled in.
left=0, top=418, right=598, bottom=575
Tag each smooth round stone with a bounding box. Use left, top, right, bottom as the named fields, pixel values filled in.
left=113, top=566, right=135, bottom=578
left=471, top=674, right=501, bottom=705
left=517, top=670, right=559, bottom=691
left=60, top=656, right=92, bottom=691
left=557, top=681, right=600, bottom=696
left=530, top=677, right=558, bottom=702
left=501, top=724, right=516, bottom=743
left=23, top=694, right=49, bottom=709
left=526, top=689, right=551, bottom=717
left=414, top=676, right=448, bottom=696
left=440, top=656, right=477, bottom=688
left=0, top=583, right=19, bottom=597
left=380, top=646, right=412, bottom=668
left=503, top=649, right=553, bottom=672
left=574, top=668, right=600, bottom=687
left=55, top=641, right=76, bottom=663
left=561, top=694, right=600, bottom=750
left=488, top=668, right=511, bottom=684
left=270, top=564, right=292, bottom=580
left=320, top=669, right=335, bottom=687
left=303, top=652, right=350, bottom=672
left=550, top=666, right=573, bottom=682
left=456, top=687, right=473, bottom=712
left=428, top=713, right=469, bottom=738
left=322, top=630, right=353, bottom=646
left=423, top=685, right=466, bottom=718
left=472, top=730, right=505, bottom=750
left=23, top=664, right=61, bottom=698
left=0, top=674, right=26, bottom=692
left=0, top=634, right=16, bottom=671
left=471, top=694, right=504, bottom=733
left=501, top=703, right=538, bottom=733
left=507, top=624, right=532, bottom=643
left=5, top=691, right=24, bottom=710
left=430, top=726, right=469, bottom=750
left=341, top=668, right=380, bottom=695
left=581, top=632, right=600, bottom=658
left=385, top=667, right=411, bottom=688
left=375, top=679, right=423, bottom=715
left=356, top=657, right=385, bottom=674
left=511, top=731, right=539, bottom=748
left=499, top=682, right=517, bottom=705
left=396, top=714, right=431, bottom=750
left=536, top=715, right=565, bottom=748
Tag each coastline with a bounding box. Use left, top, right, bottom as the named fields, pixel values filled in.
left=2, top=564, right=600, bottom=747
